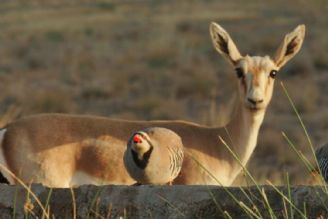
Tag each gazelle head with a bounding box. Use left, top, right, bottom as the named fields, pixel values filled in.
left=210, top=22, right=305, bottom=112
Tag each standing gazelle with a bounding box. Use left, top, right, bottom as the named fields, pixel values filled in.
left=0, top=23, right=305, bottom=187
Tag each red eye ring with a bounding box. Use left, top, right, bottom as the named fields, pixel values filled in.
left=133, top=134, right=142, bottom=143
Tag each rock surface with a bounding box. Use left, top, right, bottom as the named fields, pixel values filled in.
left=0, top=184, right=327, bottom=218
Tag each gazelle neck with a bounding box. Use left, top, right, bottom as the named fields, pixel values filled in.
left=222, top=100, right=266, bottom=182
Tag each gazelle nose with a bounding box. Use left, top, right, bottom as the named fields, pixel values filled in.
left=247, top=98, right=263, bottom=105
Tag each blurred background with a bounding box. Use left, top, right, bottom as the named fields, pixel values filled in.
left=0, top=0, right=327, bottom=185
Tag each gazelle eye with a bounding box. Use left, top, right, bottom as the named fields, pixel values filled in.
left=269, top=70, right=277, bottom=78
left=235, top=68, right=244, bottom=78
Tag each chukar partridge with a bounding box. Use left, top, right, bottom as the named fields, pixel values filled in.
left=314, top=143, right=328, bottom=182
left=123, top=127, right=184, bottom=185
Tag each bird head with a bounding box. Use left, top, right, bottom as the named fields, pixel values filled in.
left=130, top=132, right=152, bottom=156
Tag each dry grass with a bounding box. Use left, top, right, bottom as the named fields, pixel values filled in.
left=0, top=0, right=327, bottom=185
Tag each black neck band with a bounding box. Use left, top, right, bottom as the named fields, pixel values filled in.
left=131, top=146, right=153, bottom=169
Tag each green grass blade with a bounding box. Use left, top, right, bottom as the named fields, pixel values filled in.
left=188, top=153, right=261, bottom=218
left=260, top=188, right=276, bottom=219
left=280, top=82, right=314, bottom=149
left=13, top=186, right=18, bottom=219
left=266, top=181, right=307, bottom=219
left=70, top=187, right=77, bottom=219
left=219, top=136, right=276, bottom=216
left=0, top=164, right=49, bottom=218
left=223, top=211, right=233, bottom=219
left=237, top=186, right=264, bottom=218
left=87, top=186, right=104, bottom=219
left=157, top=194, right=186, bottom=218
left=282, top=132, right=314, bottom=172
left=205, top=185, right=224, bottom=213
left=281, top=81, right=328, bottom=193
left=286, top=173, right=293, bottom=219
left=42, top=188, right=53, bottom=219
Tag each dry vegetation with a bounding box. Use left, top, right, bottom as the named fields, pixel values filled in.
left=0, top=0, right=327, bottom=185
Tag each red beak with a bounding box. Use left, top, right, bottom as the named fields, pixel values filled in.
left=133, top=134, right=142, bottom=143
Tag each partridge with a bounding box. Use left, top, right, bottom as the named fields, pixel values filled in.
left=314, top=143, right=328, bottom=182
left=123, top=127, right=184, bottom=185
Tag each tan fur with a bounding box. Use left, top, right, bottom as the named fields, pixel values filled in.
left=0, top=23, right=305, bottom=187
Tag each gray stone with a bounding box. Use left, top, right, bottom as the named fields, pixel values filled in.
left=0, top=184, right=327, bottom=218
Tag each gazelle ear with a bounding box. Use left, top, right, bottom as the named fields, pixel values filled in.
left=209, top=22, right=242, bottom=65
left=274, top=25, right=306, bottom=69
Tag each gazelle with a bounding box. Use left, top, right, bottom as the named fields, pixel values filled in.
left=0, top=22, right=305, bottom=187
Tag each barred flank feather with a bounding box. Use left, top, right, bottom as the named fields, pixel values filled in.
left=315, top=143, right=328, bottom=182
left=168, top=145, right=184, bottom=179
left=318, top=158, right=328, bottom=182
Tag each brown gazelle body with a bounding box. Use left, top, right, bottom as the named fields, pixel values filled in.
left=0, top=23, right=305, bottom=187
